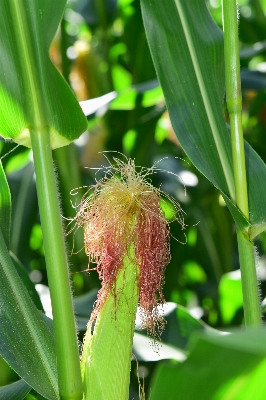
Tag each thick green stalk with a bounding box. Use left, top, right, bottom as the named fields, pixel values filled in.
left=81, top=246, right=139, bottom=400
left=9, top=1, right=84, bottom=395
left=222, top=0, right=261, bottom=326
left=236, top=230, right=261, bottom=326
left=30, top=128, right=83, bottom=400
left=223, top=0, right=248, bottom=218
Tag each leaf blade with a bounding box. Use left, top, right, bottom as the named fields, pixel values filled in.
left=0, top=380, right=31, bottom=400
left=150, top=327, right=266, bottom=400
left=0, top=228, right=59, bottom=400
left=0, top=160, right=11, bottom=248
left=141, top=0, right=266, bottom=235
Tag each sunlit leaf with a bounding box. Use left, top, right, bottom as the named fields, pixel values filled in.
left=150, top=327, right=266, bottom=400
left=182, top=261, right=207, bottom=284
left=218, top=270, right=243, bottom=324
left=0, top=0, right=87, bottom=149
left=4, top=149, right=31, bottom=174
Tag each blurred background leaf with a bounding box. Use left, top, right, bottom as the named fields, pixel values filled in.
left=149, top=327, right=266, bottom=400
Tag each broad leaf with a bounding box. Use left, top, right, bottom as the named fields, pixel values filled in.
left=0, top=0, right=87, bottom=149
left=141, top=0, right=266, bottom=238
left=149, top=327, right=266, bottom=400
left=0, top=380, right=31, bottom=400
left=0, top=229, right=59, bottom=400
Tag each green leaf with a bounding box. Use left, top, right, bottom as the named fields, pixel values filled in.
left=0, top=228, right=59, bottom=400
left=141, top=0, right=266, bottom=237
left=150, top=327, right=266, bottom=400
left=162, top=304, right=210, bottom=349
left=0, top=159, right=11, bottom=249
left=0, top=380, right=31, bottom=400
left=0, top=0, right=87, bottom=149
left=5, top=149, right=31, bottom=174
left=218, top=270, right=243, bottom=324
left=9, top=162, right=38, bottom=258
left=10, top=252, right=44, bottom=312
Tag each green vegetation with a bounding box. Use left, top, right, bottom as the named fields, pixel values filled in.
left=1, top=0, right=266, bottom=399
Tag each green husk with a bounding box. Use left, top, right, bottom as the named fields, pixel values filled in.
left=81, top=245, right=139, bottom=400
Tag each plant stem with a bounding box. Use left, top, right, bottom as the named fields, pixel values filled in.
left=81, top=245, right=139, bottom=400
left=236, top=230, right=261, bottom=326
left=30, top=128, right=83, bottom=400
left=223, top=0, right=248, bottom=218
left=222, top=0, right=261, bottom=326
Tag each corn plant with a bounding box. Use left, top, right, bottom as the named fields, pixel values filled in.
left=1, top=1, right=266, bottom=400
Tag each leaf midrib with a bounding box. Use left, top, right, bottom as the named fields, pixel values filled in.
left=174, top=0, right=235, bottom=201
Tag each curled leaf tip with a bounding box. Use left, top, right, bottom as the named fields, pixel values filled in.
left=75, top=155, right=185, bottom=337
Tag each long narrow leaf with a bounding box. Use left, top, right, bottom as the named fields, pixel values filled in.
left=0, top=228, right=59, bottom=400
left=0, top=160, right=11, bottom=248
left=141, top=0, right=266, bottom=238
left=0, top=380, right=31, bottom=400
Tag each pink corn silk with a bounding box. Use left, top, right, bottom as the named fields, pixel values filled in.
left=76, top=159, right=181, bottom=337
